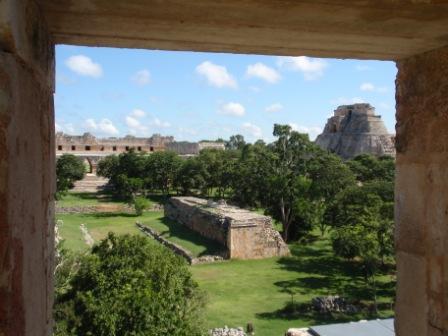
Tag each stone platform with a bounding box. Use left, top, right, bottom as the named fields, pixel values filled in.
left=164, top=197, right=290, bottom=260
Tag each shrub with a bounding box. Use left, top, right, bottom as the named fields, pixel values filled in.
left=133, top=196, right=150, bottom=215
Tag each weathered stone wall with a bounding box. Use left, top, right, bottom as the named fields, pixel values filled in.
left=165, top=197, right=290, bottom=259
left=315, top=104, right=396, bottom=159
left=56, top=132, right=173, bottom=153
left=395, top=45, right=448, bottom=336
left=164, top=197, right=229, bottom=246
left=0, top=1, right=54, bottom=335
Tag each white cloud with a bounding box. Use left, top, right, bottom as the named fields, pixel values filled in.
left=331, top=97, right=366, bottom=105
left=218, top=102, right=246, bottom=117
left=277, top=56, right=328, bottom=80
left=360, top=82, right=375, bottom=91
left=151, top=117, right=171, bottom=128
left=360, top=82, right=389, bottom=93
left=288, top=123, right=322, bottom=140
left=55, top=122, right=75, bottom=134
left=131, top=69, right=151, bottom=85
left=265, top=103, right=283, bottom=113
left=196, top=61, right=237, bottom=89
left=246, top=62, right=281, bottom=83
left=130, top=109, right=146, bottom=118
left=125, top=116, right=147, bottom=132
left=65, top=55, right=103, bottom=78
left=84, top=118, right=119, bottom=135
left=84, top=118, right=97, bottom=130
left=242, top=122, right=262, bottom=138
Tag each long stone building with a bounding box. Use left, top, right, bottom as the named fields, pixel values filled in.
left=165, top=197, right=290, bottom=260
left=56, top=132, right=225, bottom=172
left=315, top=104, right=395, bottom=159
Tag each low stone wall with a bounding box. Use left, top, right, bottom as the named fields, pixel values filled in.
left=136, top=222, right=224, bottom=265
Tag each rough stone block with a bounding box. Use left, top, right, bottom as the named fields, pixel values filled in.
left=395, top=163, right=426, bottom=255
left=0, top=51, right=54, bottom=336
left=395, top=251, right=427, bottom=336
left=0, top=0, right=54, bottom=89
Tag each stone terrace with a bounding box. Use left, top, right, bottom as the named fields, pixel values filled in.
left=165, top=197, right=290, bottom=260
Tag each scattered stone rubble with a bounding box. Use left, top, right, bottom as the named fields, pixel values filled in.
left=209, top=326, right=246, bottom=336
left=311, top=296, right=358, bottom=314
left=285, top=328, right=311, bottom=336
left=80, top=223, right=94, bottom=247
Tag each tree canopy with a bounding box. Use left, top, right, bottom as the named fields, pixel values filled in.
left=56, top=154, right=86, bottom=197
left=54, top=233, right=205, bottom=336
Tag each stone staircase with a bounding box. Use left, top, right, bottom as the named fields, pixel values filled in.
left=72, top=174, right=109, bottom=193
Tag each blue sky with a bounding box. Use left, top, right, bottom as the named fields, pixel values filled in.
left=55, top=45, right=397, bottom=142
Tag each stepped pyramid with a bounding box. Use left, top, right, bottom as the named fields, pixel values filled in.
left=315, top=103, right=395, bottom=159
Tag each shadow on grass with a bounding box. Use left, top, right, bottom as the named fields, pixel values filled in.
left=157, top=217, right=225, bottom=257
left=70, top=192, right=123, bottom=204
left=256, top=237, right=396, bottom=323
left=81, top=212, right=138, bottom=219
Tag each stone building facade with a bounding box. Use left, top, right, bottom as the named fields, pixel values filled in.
left=56, top=132, right=225, bottom=172
left=315, top=104, right=395, bottom=159
left=56, top=132, right=173, bottom=154
left=165, top=197, right=290, bottom=259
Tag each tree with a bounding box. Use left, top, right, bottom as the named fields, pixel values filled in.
left=347, top=154, right=395, bottom=182
left=56, top=154, right=85, bottom=197
left=225, top=134, right=246, bottom=150
left=97, top=151, right=147, bottom=199
left=264, top=124, right=318, bottom=241
left=231, top=141, right=275, bottom=207
left=97, top=155, right=119, bottom=179
left=145, top=151, right=182, bottom=195
left=176, top=157, right=208, bottom=195
left=307, top=152, right=356, bottom=235
left=329, top=183, right=395, bottom=313
left=54, top=233, right=205, bottom=336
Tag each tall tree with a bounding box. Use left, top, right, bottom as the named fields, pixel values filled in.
left=265, top=124, right=318, bottom=241
left=225, top=134, right=246, bottom=150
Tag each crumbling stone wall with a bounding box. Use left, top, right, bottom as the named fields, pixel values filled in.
left=165, top=197, right=290, bottom=259
left=315, top=103, right=396, bottom=159
left=165, top=197, right=229, bottom=245
left=394, top=45, right=448, bottom=336
left=0, top=1, right=55, bottom=335
left=56, top=132, right=174, bottom=153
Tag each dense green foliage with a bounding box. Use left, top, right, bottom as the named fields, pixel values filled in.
left=56, top=154, right=85, bottom=197
left=54, top=233, right=205, bottom=336
left=56, top=193, right=395, bottom=336
left=97, top=125, right=394, bottom=245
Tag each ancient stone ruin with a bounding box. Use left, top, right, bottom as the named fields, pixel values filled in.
left=165, top=197, right=290, bottom=259
left=315, top=104, right=395, bottom=159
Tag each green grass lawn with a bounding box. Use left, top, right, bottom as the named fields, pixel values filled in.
left=192, top=238, right=395, bottom=336
left=56, top=211, right=153, bottom=252
left=56, top=192, right=122, bottom=207
left=56, top=192, right=395, bottom=336
left=140, top=215, right=224, bottom=257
